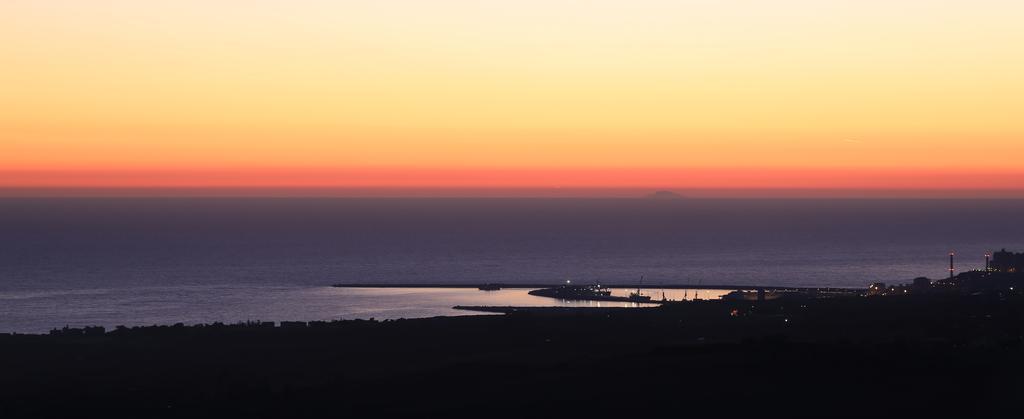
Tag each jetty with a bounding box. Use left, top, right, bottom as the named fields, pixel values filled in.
left=331, top=282, right=866, bottom=293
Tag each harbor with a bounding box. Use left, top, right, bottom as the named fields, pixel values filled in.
left=331, top=282, right=866, bottom=305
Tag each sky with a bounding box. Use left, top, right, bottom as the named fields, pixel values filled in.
left=2, top=0, right=1023, bottom=196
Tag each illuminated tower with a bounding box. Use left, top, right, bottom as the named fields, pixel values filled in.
left=985, top=252, right=991, bottom=272
left=949, top=252, right=955, bottom=279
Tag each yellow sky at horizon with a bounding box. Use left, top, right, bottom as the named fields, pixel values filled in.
left=2, top=1, right=1023, bottom=191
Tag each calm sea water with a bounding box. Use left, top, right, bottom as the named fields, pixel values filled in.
left=2, top=198, right=1022, bottom=332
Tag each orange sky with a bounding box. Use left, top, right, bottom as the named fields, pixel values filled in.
left=2, top=1, right=1023, bottom=197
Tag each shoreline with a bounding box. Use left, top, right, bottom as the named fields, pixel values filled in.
left=332, top=283, right=868, bottom=292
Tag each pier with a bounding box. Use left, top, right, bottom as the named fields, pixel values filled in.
left=331, top=282, right=866, bottom=293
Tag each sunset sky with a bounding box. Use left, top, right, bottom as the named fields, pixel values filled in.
left=2, top=1, right=1023, bottom=196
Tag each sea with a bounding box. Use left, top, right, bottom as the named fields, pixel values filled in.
left=2, top=198, right=1022, bottom=333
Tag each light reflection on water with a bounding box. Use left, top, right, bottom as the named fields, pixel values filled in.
left=608, top=288, right=732, bottom=302
left=0, top=286, right=729, bottom=334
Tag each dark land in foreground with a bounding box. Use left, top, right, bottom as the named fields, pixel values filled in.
left=2, top=292, right=1023, bottom=418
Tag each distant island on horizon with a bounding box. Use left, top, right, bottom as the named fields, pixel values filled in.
left=645, top=190, right=687, bottom=199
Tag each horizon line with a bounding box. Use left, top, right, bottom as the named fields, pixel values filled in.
left=4, top=187, right=1024, bottom=199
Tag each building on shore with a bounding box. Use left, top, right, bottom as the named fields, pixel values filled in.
left=990, top=249, right=1024, bottom=273
left=874, top=249, right=1023, bottom=296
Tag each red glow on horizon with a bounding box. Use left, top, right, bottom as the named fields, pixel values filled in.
left=3, top=167, right=1024, bottom=198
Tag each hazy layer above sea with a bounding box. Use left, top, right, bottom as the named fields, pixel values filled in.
left=3, top=198, right=1022, bottom=291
